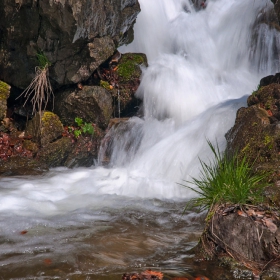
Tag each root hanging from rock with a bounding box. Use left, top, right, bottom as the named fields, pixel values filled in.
left=17, top=66, right=54, bottom=117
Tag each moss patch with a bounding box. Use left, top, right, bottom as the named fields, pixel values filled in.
left=116, top=53, right=146, bottom=82
left=0, top=80, right=11, bottom=99
left=100, top=80, right=112, bottom=91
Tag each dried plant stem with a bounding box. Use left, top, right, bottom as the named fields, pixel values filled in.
left=17, top=66, right=54, bottom=117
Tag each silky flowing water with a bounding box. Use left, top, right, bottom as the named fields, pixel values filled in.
left=1, top=0, right=280, bottom=279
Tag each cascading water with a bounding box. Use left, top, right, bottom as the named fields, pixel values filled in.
left=0, top=0, right=279, bottom=278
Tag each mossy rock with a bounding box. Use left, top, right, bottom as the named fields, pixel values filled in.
left=22, top=139, right=39, bottom=154
left=0, top=157, right=48, bottom=176
left=54, top=86, right=113, bottom=129
left=109, top=53, right=147, bottom=117
left=227, top=83, right=280, bottom=177
left=64, top=127, right=104, bottom=167
left=36, top=137, right=72, bottom=167
left=25, top=111, right=64, bottom=146
left=116, top=53, right=147, bottom=82
left=0, top=80, right=11, bottom=121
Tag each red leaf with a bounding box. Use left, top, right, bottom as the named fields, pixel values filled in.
left=44, top=258, right=52, bottom=265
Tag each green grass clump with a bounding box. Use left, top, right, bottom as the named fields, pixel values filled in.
left=181, top=141, right=268, bottom=211
left=251, top=84, right=262, bottom=96
left=36, top=51, right=51, bottom=70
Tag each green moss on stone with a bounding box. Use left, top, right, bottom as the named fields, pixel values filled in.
left=0, top=80, right=11, bottom=99
left=117, top=54, right=145, bottom=81
left=100, top=80, right=112, bottom=90
left=264, top=135, right=273, bottom=149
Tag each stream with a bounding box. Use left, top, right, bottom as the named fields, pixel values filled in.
left=1, top=0, right=280, bottom=279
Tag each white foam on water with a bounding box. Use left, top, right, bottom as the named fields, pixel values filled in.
left=0, top=0, right=279, bottom=220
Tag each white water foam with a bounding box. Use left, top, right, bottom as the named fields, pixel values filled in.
left=0, top=0, right=279, bottom=219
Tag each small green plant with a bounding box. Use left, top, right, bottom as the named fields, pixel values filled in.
left=36, top=51, right=51, bottom=69
left=72, top=117, right=94, bottom=138
left=17, top=50, right=53, bottom=116
left=180, top=141, right=268, bottom=211
left=100, top=80, right=113, bottom=90
left=251, top=84, right=262, bottom=96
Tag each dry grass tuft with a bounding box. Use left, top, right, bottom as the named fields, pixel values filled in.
left=18, top=66, right=53, bottom=116
left=17, top=51, right=54, bottom=119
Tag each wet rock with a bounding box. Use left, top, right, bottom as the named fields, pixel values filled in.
left=259, top=72, right=280, bottom=87
left=0, top=0, right=140, bottom=89
left=273, top=0, right=280, bottom=25
left=198, top=204, right=280, bottom=278
left=98, top=52, right=148, bottom=117
left=226, top=78, right=280, bottom=188
left=64, top=127, right=104, bottom=167
left=98, top=118, right=143, bottom=166
left=191, top=0, right=207, bottom=10
left=25, top=111, right=64, bottom=146
left=54, top=86, right=113, bottom=129
left=36, top=137, right=72, bottom=167
left=0, top=156, right=48, bottom=176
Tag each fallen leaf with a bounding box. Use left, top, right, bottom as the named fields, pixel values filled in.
left=143, top=270, right=163, bottom=280
left=263, top=218, right=278, bottom=233
left=246, top=209, right=256, bottom=216
left=171, top=278, right=190, bottom=280
left=237, top=210, right=246, bottom=217
left=20, top=230, right=28, bottom=235
left=44, top=258, right=52, bottom=265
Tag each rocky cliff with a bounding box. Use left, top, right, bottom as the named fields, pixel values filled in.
left=0, top=0, right=140, bottom=89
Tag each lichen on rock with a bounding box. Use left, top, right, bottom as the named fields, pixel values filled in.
left=25, top=111, right=64, bottom=147
left=0, top=80, right=11, bottom=121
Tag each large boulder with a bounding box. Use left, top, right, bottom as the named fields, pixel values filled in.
left=0, top=0, right=140, bottom=89
left=25, top=111, right=64, bottom=146
left=54, top=85, right=113, bottom=129
left=197, top=204, right=280, bottom=279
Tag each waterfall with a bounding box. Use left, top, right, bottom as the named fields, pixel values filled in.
left=0, top=0, right=279, bottom=263
left=0, top=0, right=279, bottom=214
left=0, top=1, right=279, bottom=276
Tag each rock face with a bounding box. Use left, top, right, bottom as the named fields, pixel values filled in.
left=226, top=74, right=280, bottom=190
left=0, top=0, right=140, bottom=89
left=273, top=0, right=280, bottom=24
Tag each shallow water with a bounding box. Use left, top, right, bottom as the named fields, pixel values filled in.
left=1, top=0, right=280, bottom=278
left=0, top=198, right=204, bottom=279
